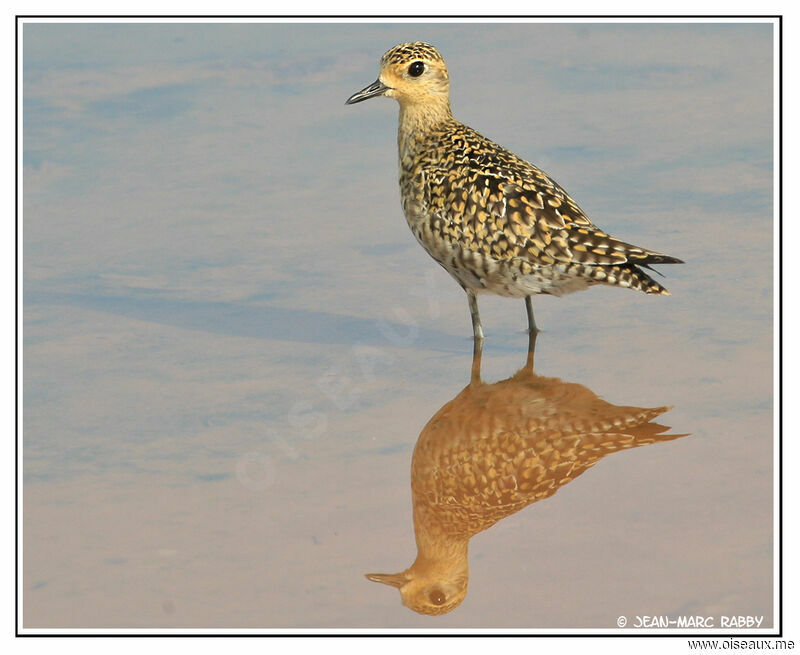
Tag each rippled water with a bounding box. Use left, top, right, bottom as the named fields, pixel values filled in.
left=23, top=21, right=774, bottom=630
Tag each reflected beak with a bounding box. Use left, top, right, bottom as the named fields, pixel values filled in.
left=365, top=572, right=407, bottom=588
left=346, top=79, right=391, bottom=104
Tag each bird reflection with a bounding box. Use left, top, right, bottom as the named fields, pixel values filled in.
left=367, top=333, right=687, bottom=615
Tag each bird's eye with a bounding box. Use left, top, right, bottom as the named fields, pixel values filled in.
left=408, top=61, right=425, bottom=77
left=428, top=589, right=446, bottom=605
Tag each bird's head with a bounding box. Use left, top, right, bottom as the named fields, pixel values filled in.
left=365, top=561, right=468, bottom=616
left=346, top=42, right=450, bottom=111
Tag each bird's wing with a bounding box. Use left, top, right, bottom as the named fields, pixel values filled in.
left=425, top=130, right=680, bottom=268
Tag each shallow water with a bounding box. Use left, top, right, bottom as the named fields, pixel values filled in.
left=23, top=21, right=774, bottom=630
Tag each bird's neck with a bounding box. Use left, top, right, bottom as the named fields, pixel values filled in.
left=412, top=504, right=470, bottom=568
left=397, top=100, right=453, bottom=161
left=411, top=537, right=469, bottom=581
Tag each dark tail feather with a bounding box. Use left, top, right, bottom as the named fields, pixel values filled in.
left=641, top=253, right=684, bottom=265
left=628, top=265, right=671, bottom=295
left=640, top=262, right=666, bottom=277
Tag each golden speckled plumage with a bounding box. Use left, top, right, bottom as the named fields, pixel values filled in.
left=347, top=42, right=683, bottom=338
left=366, top=335, right=688, bottom=616
left=380, top=42, right=445, bottom=66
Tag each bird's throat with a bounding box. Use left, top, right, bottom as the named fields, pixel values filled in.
left=397, top=101, right=452, bottom=158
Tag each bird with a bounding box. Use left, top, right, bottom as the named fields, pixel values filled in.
left=346, top=42, right=683, bottom=339
left=365, top=333, right=688, bottom=616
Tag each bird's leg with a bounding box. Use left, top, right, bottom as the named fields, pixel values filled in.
left=466, top=289, right=484, bottom=341
left=524, top=296, right=539, bottom=334
left=524, top=327, right=538, bottom=373
left=470, top=333, right=484, bottom=386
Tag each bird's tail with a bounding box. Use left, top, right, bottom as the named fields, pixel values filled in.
left=626, top=264, right=675, bottom=295
left=638, top=252, right=684, bottom=266
left=582, top=262, right=677, bottom=295
left=634, top=251, right=683, bottom=294
left=632, top=268, right=671, bottom=295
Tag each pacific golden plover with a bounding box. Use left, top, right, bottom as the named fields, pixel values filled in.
left=347, top=42, right=683, bottom=339
left=365, top=334, right=687, bottom=616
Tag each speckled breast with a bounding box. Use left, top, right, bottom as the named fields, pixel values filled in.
left=400, top=182, right=591, bottom=298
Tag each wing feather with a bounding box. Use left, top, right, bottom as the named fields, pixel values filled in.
left=424, top=126, right=681, bottom=268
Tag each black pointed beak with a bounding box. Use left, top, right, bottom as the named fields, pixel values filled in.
left=346, top=79, right=390, bottom=105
